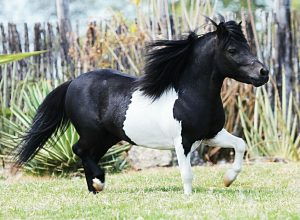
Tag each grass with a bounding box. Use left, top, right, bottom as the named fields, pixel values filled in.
left=0, top=163, right=299, bottom=219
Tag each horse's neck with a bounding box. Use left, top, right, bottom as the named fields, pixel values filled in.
left=179, top=50, right=224, bottom=104
left=204, top=70, right=224, bottom=99
left=179, top=75, right=223, bottom=113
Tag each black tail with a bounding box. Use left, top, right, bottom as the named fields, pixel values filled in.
left=14, top=80, right=72, bottom=166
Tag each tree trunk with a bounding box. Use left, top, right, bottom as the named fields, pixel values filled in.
left=274, top=0, right=293, bottom=105
left=56, top=0, right=74, bottom=76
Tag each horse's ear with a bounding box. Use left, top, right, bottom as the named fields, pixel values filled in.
left=204, top=16, right=218, bottom=29
left=238, top=21, right=242, bottom=27
left=216, top=22, right=228, bottom=39
left=203, top=15, right=229, bottom=41
left=217, top=13, right=225, bottom=23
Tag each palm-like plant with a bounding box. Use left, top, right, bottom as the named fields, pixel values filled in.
left=0, top=51, right=47, bottom=65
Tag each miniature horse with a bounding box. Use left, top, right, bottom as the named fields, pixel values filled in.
left=15, top=19, right=269, bottom=195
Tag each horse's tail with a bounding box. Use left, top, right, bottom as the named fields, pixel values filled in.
left=14, top=80, right=72, bottom=166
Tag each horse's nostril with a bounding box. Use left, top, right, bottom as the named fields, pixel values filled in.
left=260, top=68, right=269, bottom=76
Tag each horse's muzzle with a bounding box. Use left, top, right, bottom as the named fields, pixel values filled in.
left=252, top=75, right=269, bottom=87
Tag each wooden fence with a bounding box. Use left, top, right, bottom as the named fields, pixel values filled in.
left=0, top=10, right=299, bottom=101
left=0, top=8, right=299, bottom=163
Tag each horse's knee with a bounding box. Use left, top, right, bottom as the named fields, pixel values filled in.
left=179, top=164, right=193, bottom=190
left=183, top=168, right=193, bottom=181
left=234, top=138, right=246, bottom=154
left=181, top=168, right=193, bottom=195
left=182, top=176, right=193, bottom=185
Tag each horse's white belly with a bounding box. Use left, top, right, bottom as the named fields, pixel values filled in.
left=123, top=89, right=181, bottom=150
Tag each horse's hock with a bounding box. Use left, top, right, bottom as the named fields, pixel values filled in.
left=127, top=146, right=172, bottom=170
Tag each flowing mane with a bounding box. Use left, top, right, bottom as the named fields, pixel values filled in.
left=136, top=19, right=248, bottom=100
left=136, top=32, right=198, bottom=100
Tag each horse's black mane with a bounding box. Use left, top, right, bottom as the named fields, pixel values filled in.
left=217, top=21, right=247, bottom=48
left=136, top=19, right=247, bottom=100
left=136, top=32, right=198, bottom=100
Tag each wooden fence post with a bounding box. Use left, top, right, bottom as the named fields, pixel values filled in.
left=274, top=0, right=294, bottom=104
left=56, top=0, right=74, bottom=77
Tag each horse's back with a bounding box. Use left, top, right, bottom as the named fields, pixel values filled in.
left=65, top=69, right=135, bottom=140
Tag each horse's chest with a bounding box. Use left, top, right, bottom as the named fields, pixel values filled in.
left=173, top=94, right=225, bottom=140
left=122, top=89, right=181, bottom=149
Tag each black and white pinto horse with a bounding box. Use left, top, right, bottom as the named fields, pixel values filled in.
left=15, top=19, right=269, bottom=195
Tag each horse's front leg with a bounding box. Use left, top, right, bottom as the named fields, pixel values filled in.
left=174, top=137, right=193, bottom=195
left=204, top=129, right=246, bottom=187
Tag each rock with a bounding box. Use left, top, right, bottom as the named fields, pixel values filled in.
left=190, top=150, right=205, bottom=166
left=127, top=146, right=172, bottom=170
left=171, top=149, right=205, bottom=166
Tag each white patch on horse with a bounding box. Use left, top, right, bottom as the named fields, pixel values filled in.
left=191, top=140, right=202, bottom=152
left=123, top=89, right=182, bottom=150
left=92, top=178, right=105, bottom=192
left=174, top=136, right=193, bottom=195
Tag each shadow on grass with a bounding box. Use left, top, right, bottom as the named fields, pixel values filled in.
left=111, top=185, right=183, bottom=193
left=193, top=186, right=282, bottom=196
left=111, top=185, right=282, bottom=196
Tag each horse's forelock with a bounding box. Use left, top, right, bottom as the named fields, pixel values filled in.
left=215, top=20, right=247, bottom=47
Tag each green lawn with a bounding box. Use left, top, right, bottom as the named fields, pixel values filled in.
left=0, top=163, right=299, bottom=219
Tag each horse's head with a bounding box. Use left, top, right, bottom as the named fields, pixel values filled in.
left=211, top=19, right=269, bottom=87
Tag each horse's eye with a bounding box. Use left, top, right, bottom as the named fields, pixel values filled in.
left=227, top=48, right=237, bottom=54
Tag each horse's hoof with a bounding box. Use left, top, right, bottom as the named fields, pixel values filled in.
left=92, top=178, right=105, bottom=192
left=223, top=169, right=238, bottom=187
left=223, top=176, right=234, bottom=187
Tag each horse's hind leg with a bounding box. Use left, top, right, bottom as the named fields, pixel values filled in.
left=72, top=142, right=105, bottom=193
left=203, top=129, right=246, bottom=187
left=72, top=133, right=119, bottom=193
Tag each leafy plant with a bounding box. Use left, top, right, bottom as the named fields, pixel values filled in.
left=0, top=51, right=47, bottom=65
left=0, top=80, right=130, bottom=175
left=238, top=76, right=300, bottom=161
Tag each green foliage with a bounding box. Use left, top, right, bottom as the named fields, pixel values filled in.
left=239, top=77, right=300, bottom=161
left=292, top=0, right=300, bottom=10
left=0, top=79, right=130, bottom=175
left=0, top=51, right=47, bottom=65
